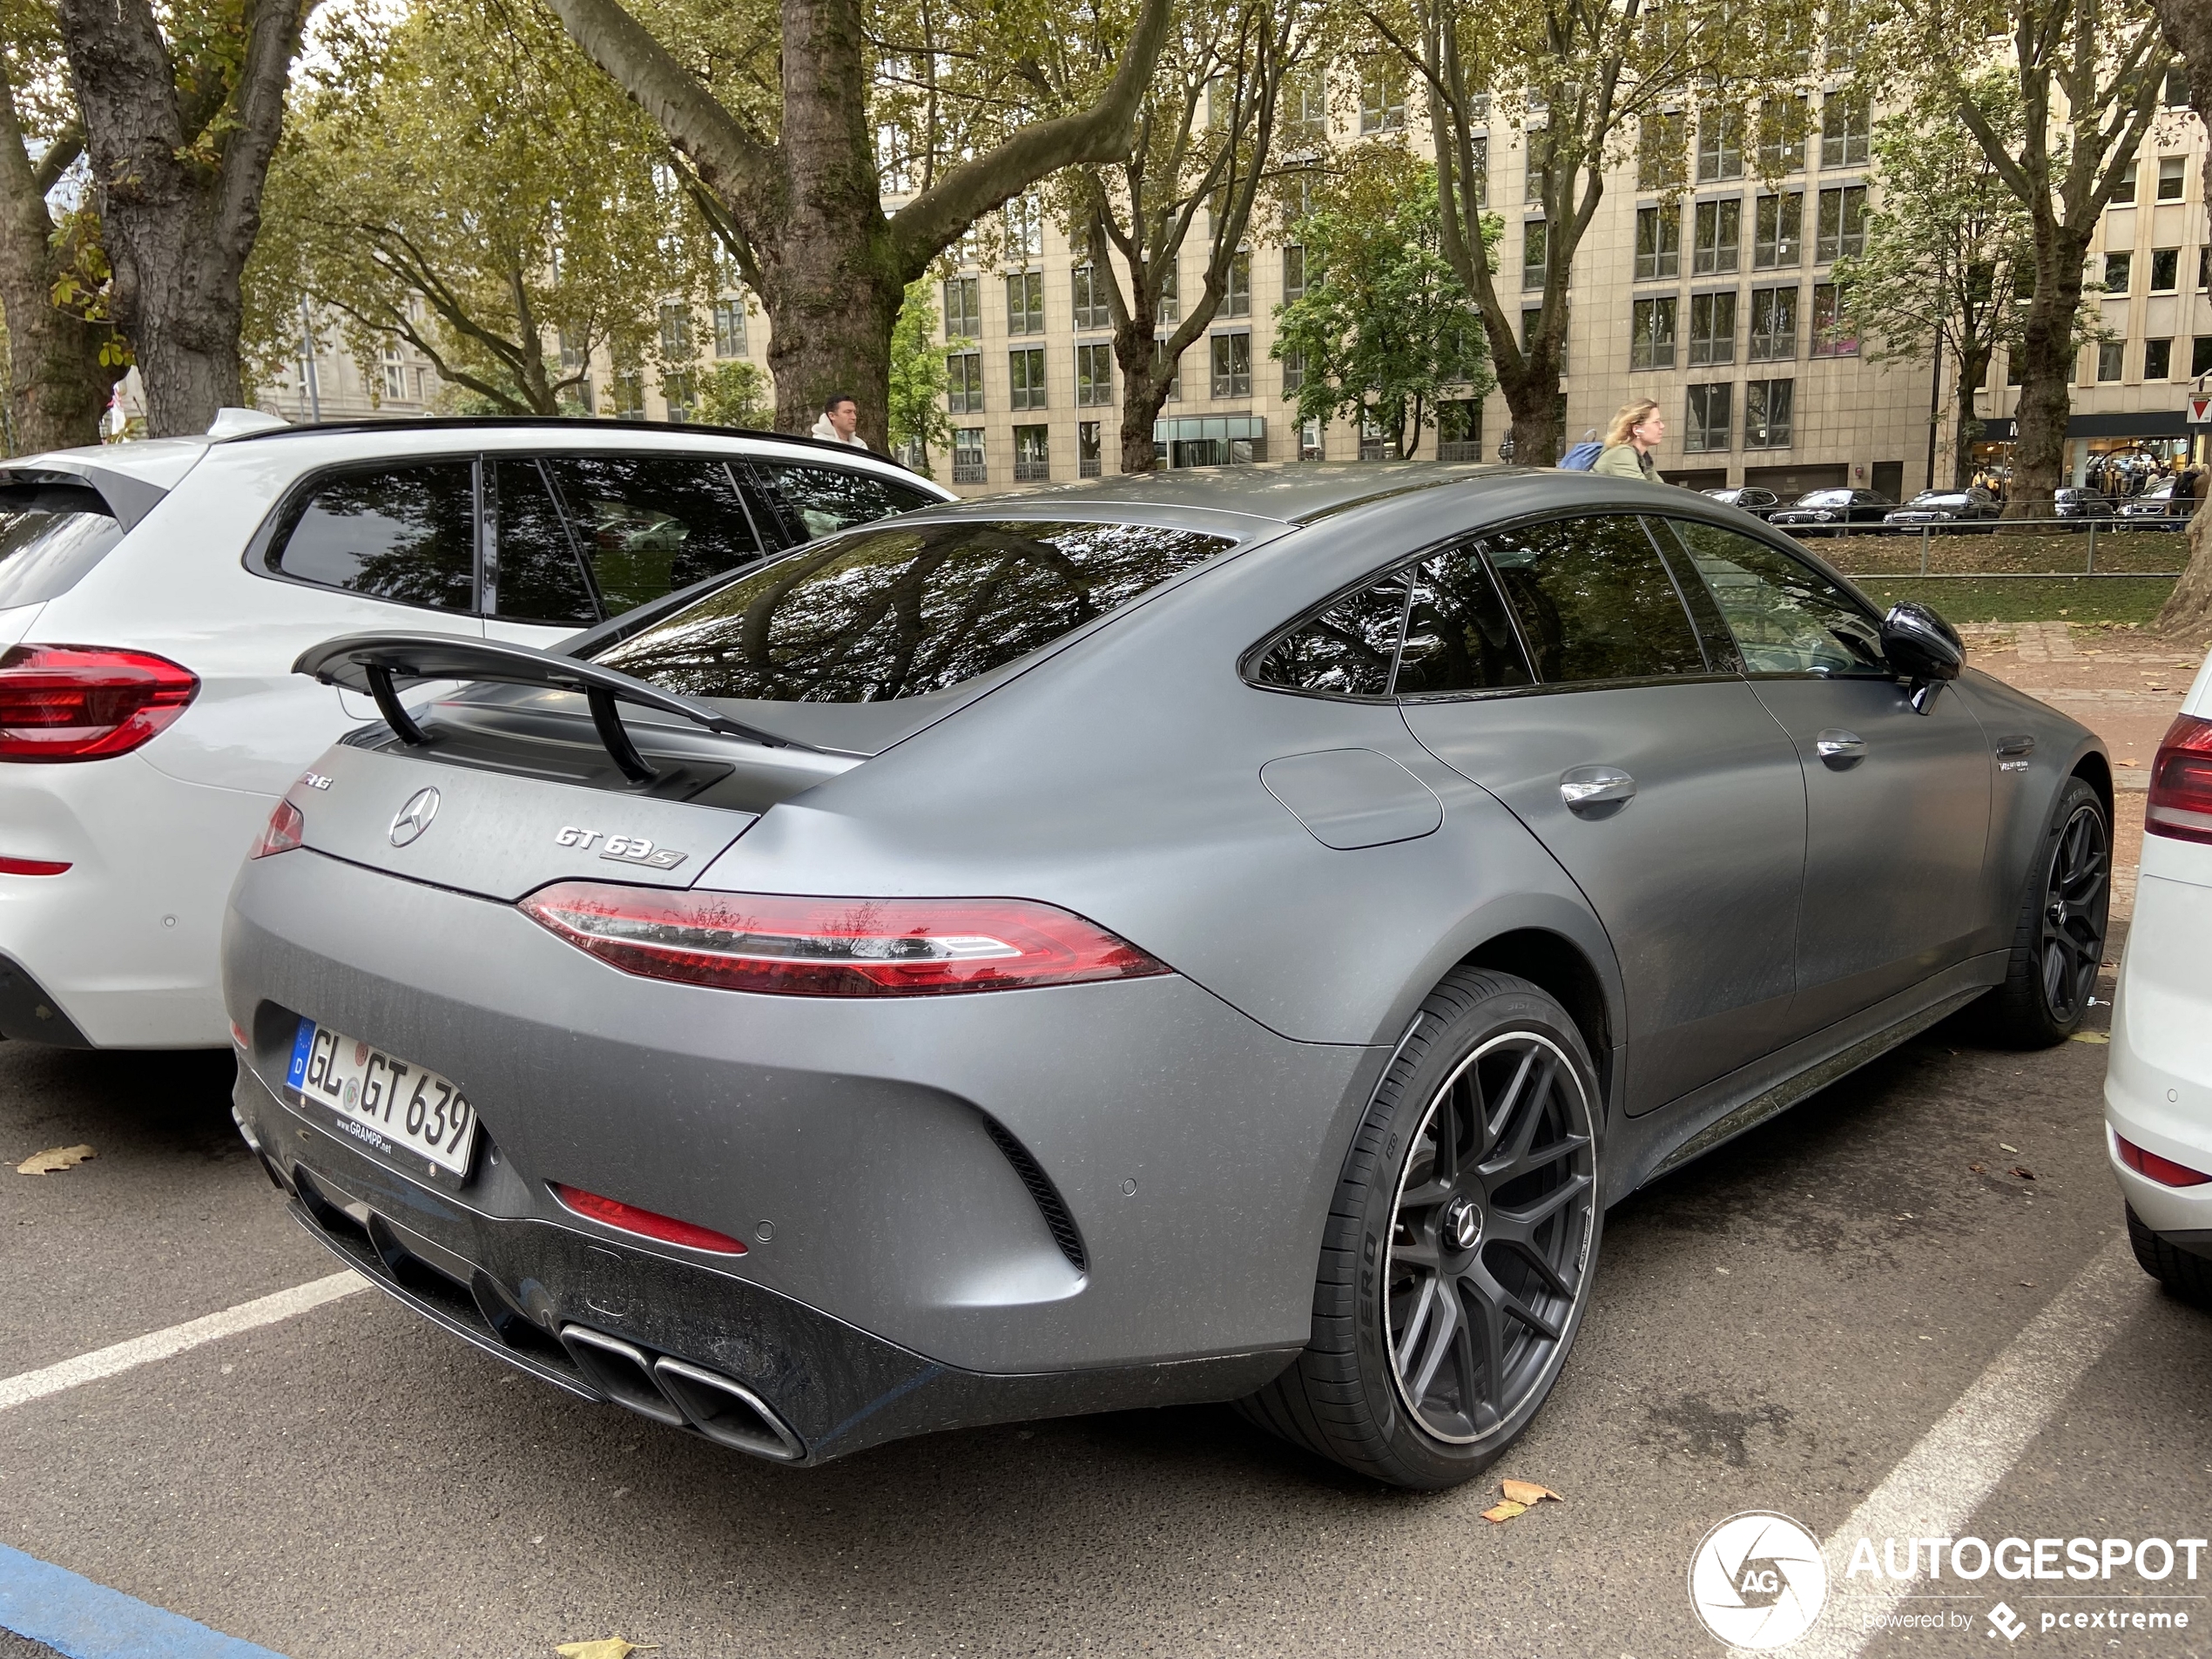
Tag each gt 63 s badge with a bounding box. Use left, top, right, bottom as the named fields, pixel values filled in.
left=555, top=825, right=686, bottom=871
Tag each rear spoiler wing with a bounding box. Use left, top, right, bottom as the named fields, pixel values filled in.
left=0, top=462, right=169, bottom=532
left=293, top=631, right=812, bottom=783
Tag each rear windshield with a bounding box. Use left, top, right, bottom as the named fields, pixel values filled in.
left=0, top=484, right=125, bottom=608
left=592, top=519, right=1234, bottom=702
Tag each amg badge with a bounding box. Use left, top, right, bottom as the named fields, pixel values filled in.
left=555, top=825, right=686, bottom=871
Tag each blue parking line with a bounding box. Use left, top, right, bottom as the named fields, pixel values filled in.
left=0, top=1545, right=286, bottom=1659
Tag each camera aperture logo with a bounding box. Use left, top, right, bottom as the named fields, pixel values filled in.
left=1689, top=1511, right=1830, bottom=1649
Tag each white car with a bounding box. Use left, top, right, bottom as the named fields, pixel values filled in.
left=0, top=414, right=950, bottom=1049
left=2107, top=645, right=2212, bottom=1303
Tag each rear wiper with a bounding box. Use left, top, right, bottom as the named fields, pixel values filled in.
left=295, top=631, right=819, bottom=783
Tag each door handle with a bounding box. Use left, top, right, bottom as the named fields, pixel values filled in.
left=1815, top=728, right=1867, bottom=769
left=1560, top=765, right=1636, bottom=815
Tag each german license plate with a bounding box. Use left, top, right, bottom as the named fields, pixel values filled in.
left=287, top=1018, right=477, bottom=1180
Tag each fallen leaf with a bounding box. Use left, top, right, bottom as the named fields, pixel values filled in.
left=2068, top=1031, right=2110, bottom=1045
left=1481, top=1501, right=1527, bottom=1523
left=16, top=1144, right=94, bottom=1176
left=1501, top=1479, right=1563, bottom=1505
left=2010, top=1166, right=2037, bottom=1181
left=1969, top=1163, right=1987, bottom=1173
left=556, top=1643, right=655, bottom=1659
left=2000, top=1143, right=2020, bottom=1153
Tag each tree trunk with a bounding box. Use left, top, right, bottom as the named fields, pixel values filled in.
left=1114, top=324, right=1170, bottom=475
left=2155, top=499, right=2212, bottom=635
left=2005, top=239, right=2089, bottom=517
left=1493, top=334, right=1564, bottom=467
left=56, top=0, right=308, bottom=438
left=0, top=90, right=117, bottom=453
left=1953, top=342, right=1993, bottom=491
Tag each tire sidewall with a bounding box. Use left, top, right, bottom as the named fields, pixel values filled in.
left=2028, top=777, right=2111, bottom=1039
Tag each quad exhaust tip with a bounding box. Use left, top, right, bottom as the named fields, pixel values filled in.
left=558, top=1324, right=804, bottom=1461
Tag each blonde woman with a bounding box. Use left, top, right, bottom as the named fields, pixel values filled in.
left=1591, top=399, right=1665, bottom=482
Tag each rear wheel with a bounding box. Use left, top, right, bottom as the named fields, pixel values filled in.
left=1984, top=776, right=2110, bottom=1048
left=1240, top=970, right=1600, bottom=1489
left=2127, top=1205, right=2212, bottom=1307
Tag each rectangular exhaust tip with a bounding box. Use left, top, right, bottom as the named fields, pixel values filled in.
left=652, top=1356, right=805, bottom=1461
left=557, top=1325, right=686, bottom=1427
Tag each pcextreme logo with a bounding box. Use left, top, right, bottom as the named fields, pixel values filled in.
left=1689, top=1511, right=1830, bottom=1649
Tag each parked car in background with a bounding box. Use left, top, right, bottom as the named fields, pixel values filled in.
left=2053, top=488, right=2118, bottom=523
left=0, top=414, right=949, bottom=1050
left=1700, top=486, right=1780, bottom=520
left=2107, top=647, right=2212, bottom=1306
left=1769, top=488, right=1898, bottom=533
left=1884, top=487, right=2003, bottom=530
left=2118, top=480, right=2195, bottom=529
left=225, top=465, right=2110, bottom=1490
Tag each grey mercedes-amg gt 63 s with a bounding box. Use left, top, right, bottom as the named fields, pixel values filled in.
left=223, top=465, right=2112, bottom=1489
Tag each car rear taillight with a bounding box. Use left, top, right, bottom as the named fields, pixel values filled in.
left=0, top=855, right=69, bottom=875
left=2116, top=1134, right=2211, bottom=1188
left=518, top=882, right=1171, bottom=997
left=0, top=644, right=199, bottom=762
left=248, top=799, right=304, bottom=859
left=2146, top=714, right=2212, bottom=845
left=551, top=1184, right=748, bottom=1254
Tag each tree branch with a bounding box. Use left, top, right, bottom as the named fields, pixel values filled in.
left=215, top=0, right=316, bottom=260
left=31, top=118, right=84, bottom=200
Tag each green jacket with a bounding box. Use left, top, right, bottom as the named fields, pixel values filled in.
left=1591, top=444, right=1661, bottom=482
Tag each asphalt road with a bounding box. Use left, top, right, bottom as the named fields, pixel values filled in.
left=3, top=929, right=2208, bottom=1659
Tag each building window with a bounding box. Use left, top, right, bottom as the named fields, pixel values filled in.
left=947, top=350, right=984, bottom=414
left=944, top=275, right=982, bottom=338
left=1522, top=306, right=1564, bottom=372
left=658, top=302, right=691, bottom=357
left=1005, top=196, right=1042, bottom=260
left=1689, top=292, right=1737, bottom=365
left=1757, top=98, right=1807, bottom=173
left=1210, top=330, right=1252, bottom=398
left=2150, top=248, right=2179, bottom=293
left=1157, top=266, right=1180, bottom=326
left=1155, top=339, right=1181, bottom=401
left=1287, top=69, right=1328, bottom=147
left=1525, top=129, right=1552, bottom=204
left=2195, top=336, right=2212, bottom=378
left=2202, top=248, right=2210, bottom=292
left=1811, top=282, right=1856, bottom=356
left=711, top=300, right=747, bottom=359
left=1299, top=418, right=1325, bottom=461
left=1684, top=383, right=1731, bottom=452
left=1749, top=286, right=1798, bottom=360
left=877, top=124, right=911, bottom=194
left=2144, top=337, right=2174, bottom=379
left=1744, top=379, right=1794, bottom=448
left=1006, top=271, right=1045, bottom=335
left=1522, top=219, right=1547, bottom=290
left=2103, top=251, right=2133, bottom=292
left=381, top=346, right=406, bottom=402
left=953, top=427, right=987, bottom=485
left=1638, top=111, right=1686, bottom=190
left=1359, top=63, right=1406, bottom=133
left=1755, top=192, right=1804, bottom=268
left=662, top=369, right=695, bottom=424
left=1079, top=421, right=1103, bottom=478
left=1635, top=205, right=1681, bottom=280
left=1281, top=346, right=1305, bottom=395
left=1009, top=346, right=1047, bottom=410
left=1072, top=263, right=1111, bottom=330
left=2156, top=156, right=2185, bottom=201
left=1283, top=245, right=1305, bottom=306
left=1818, top=93, right=1869, bottom=169
left=1076, top=341, right=1114, bottom=407
left=1014, top=424, right=1050, bottom=482
left=1696, top=110, right=1743, bottom=182
left=1154, top=413, right=1268, bottom=467
left=1630, top=297, right=1678, bottom=369
left=2166, top=68, right=2191, bottom=108
left=2096, top=340, right=2125, bottom=381
left=1465, top=136, right=1489, bottom=208
left=1692, top=199, right=1741, bottom=274
left=1224, top=249, right=1251, bottom=318
left=1814, top=185, right=1866, bottom=263
left=2109, top=159, right=2138, bottom=206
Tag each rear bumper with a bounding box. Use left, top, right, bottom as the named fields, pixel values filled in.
left=236, top=1062, right=1294, bottom=1463
left=2104, top=868, right=2212, bottom=1244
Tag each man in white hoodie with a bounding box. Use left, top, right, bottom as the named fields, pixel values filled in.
left=811, top=393, right=868, bottom=449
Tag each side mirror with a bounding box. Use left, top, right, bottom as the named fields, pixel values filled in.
left=1881, top=601, right=1964, bottom=712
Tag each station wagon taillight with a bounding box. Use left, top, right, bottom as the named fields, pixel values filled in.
left=518, top=882, right=1170, bottom=997
left=2145, top=714, right=2212, bottom=845
left=0, top=644, right=199, bottom=762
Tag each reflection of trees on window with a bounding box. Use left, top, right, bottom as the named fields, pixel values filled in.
left=1666, top=519, right=1884, bottom=675
left=1257, top=575, right=1407, bottom=697
left=540, top=456, right=760, bottom=613
left=597, top=522, right=1234, bottom=702
left=1478, top=516, right=1705, bottom=684
left=275, top=462, right=476, bottom=612
left=1396, top=550, right=1533, bottom=694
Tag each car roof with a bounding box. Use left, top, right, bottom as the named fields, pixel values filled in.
left=974, top=461, right=1539, bottom=526
left=206, top=415, right=930, bottom=475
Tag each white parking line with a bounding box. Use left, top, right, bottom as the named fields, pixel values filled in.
left=0, top=1272, right=368, bottom=1413
left=1793, top=1237, right=2145, bottom=1657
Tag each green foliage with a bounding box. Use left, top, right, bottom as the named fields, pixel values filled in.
left=697, top=360, right=771, bottom=428
left=887, top=279, right=953, bottom=472
left=246, top=0, right=717, bottom=414
left=1271, top=148, right=1493, bottom=458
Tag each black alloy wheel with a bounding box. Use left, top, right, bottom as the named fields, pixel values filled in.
left=1987, top=775, right=2111, bottom=1047
left=1239, top=969, right=1602, bottom=1489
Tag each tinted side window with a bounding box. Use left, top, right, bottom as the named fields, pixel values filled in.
left=272, top=462, right=476, bottom=612
left=0, top=485, right=124, bottom=607
left=1480, top=516, right=1707, bottom=684
left=1663, top=519, right=1886, bottom=676
left=1254, top=575, right=1407, bottom=698
left=1395, top=548, right=1534, bottom=696
left=492, top=460, right=595, bottom=626
left=542, top=456, right=761, bottom=616
left=751, top=462, right=938, bottom=543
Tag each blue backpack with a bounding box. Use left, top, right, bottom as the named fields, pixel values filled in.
left=1558, top=440, right=1603, bottom=471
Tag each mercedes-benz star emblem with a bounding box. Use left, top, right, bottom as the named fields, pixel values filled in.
left=388, top=786, right=441, bottom=846
left=1442, top=1195, right=1483, bottom=1251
